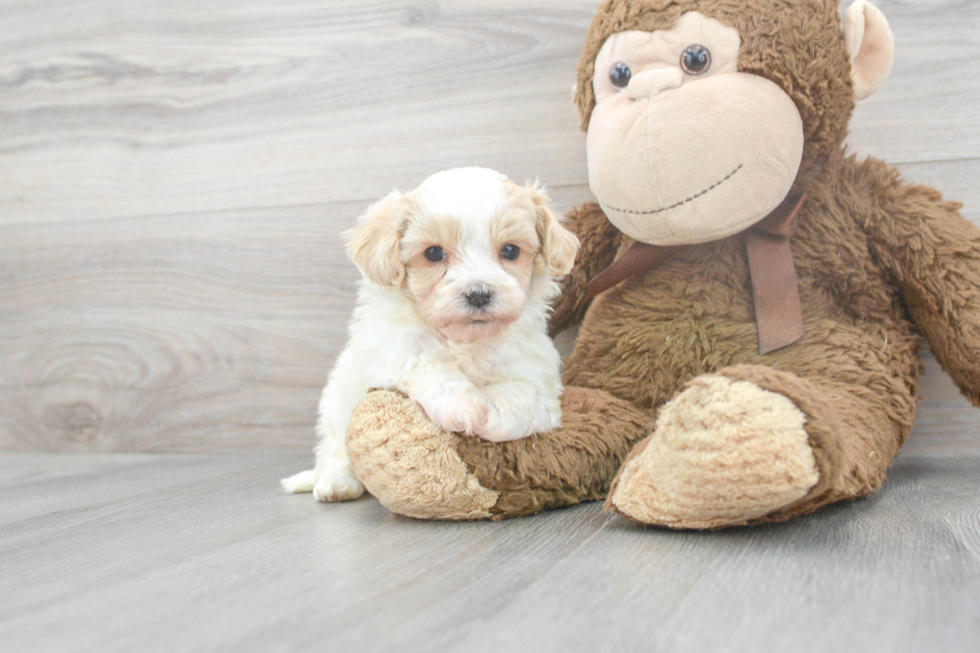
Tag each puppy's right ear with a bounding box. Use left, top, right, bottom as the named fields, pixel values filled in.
left=527, top=183, right=580, bottom=278
left=344, top=191, right=407, bottom=289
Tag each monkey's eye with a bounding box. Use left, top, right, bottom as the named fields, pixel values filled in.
left=609, top=61, right=632, bottom=89
left=500, top=244, right=520, bottom=261
left=680, top=45, right=711, bottom=75
left=424, top=246, right=445, bottom=262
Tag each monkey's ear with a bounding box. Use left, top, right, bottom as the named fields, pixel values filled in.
left=843, top=0, right=894, bottom=101
left=344, top=191, right=407, bottom=289
left=528, top=183, right=580, bottom=277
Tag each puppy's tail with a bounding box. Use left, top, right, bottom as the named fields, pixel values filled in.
left=280, top=469, right=316, bottom=494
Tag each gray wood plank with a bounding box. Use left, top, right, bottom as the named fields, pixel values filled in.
left=0, top=0, right=595, bottom=224
left=0, top=447, right=978, bottom=652
left=0, top=0, right=977, bottom=225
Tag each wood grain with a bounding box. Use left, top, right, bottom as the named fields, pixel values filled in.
left=1, top=0, right=977, bottom=224
left=0, top=448, right=978, bottom=652
left=1, top=0, right=979, bottom=452
left=0, top=0, right=595, bottom=223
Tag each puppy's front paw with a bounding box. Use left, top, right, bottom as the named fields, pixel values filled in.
left=478, top=403, right=532, bottom=442
left=425, top=389, right=491, bottom=436
left=476, top=393, right=560, bottom=442
left=313, top=467, right=366, bottom=503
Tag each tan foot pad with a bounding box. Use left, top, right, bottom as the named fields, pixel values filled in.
left=346, top=390, right=499, bottom=521
left=610, top=375, right=819, bottom=529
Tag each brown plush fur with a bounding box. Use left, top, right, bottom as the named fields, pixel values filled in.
left=456, top=386, right=653, bottom=519
left=346, top=0, right=980, bottom=528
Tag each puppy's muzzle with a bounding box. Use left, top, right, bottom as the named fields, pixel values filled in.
left=464, top=285, right=494, bottom=310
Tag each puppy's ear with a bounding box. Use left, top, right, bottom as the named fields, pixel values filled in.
left=528, top=183, right=579, bottom=277
left=345, top=191, right=407, bottom=289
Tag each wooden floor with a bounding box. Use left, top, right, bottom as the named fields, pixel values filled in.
left=1, top=439, right=978, bottom=653
left=2, top=0, right=980, bottom=650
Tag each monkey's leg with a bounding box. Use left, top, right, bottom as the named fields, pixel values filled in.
left=345, top=387, right=652, bottom=521
left=607, top=364, right=912, bottom=529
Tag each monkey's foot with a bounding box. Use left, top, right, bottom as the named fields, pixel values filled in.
left=346, top=391, right=500, bottom=520
left=608, top=373, right=820, bottom=529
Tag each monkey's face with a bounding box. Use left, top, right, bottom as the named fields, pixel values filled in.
left=587, top=12, right=804, bottom=246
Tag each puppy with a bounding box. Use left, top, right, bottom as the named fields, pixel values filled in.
left=281, top=167, right=580, bottom=502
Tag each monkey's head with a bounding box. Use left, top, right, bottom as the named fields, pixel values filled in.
left=574, top=0, right=894, bottom=246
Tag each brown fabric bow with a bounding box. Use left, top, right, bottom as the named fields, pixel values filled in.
left=587, top=193, right=807, bottom=355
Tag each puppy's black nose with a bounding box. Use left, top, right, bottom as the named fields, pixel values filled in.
left=465, top=288, right=493, bottom=309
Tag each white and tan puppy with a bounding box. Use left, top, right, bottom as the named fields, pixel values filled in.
left=281, top=167, right=580, bottom=502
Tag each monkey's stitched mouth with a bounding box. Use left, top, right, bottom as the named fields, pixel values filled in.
left=599, top=164, right=743, bottom=216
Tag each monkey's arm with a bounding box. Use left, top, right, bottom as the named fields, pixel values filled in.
left=549, top=203, right=623, bottom=336
left=859, top=161, right=980, bottom=405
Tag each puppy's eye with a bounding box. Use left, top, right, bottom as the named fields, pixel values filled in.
left=680, top=44, right=711, bottom=75
left=609, top=61, right=632, bottom=89
left=500, top=244, right=520, bottom=261
left=424, top=246, right=445, bottom=262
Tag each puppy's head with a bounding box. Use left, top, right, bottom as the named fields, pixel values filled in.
left=346, top=167, right=579, bottom=343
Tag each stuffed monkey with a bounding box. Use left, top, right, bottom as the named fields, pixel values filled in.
left=345, top=0, right=980, bottom=529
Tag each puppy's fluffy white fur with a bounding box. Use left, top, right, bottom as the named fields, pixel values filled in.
left=281, top=167, right=580, bottom=502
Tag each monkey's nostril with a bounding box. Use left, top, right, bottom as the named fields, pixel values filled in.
left=465, top=288, right=493, bottom=309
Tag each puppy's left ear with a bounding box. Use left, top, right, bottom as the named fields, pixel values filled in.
left=528, top=183, right=580, bottom=277
left=344, top=191, right=407, bottom=289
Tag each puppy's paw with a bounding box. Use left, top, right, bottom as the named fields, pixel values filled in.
left=476, top=393, right=560, bottom=442
left=478, top=403, right=532, bottom=442
left=426, top=389, right=491, bottom=436
left=313, top=467, right=366, bottom=503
